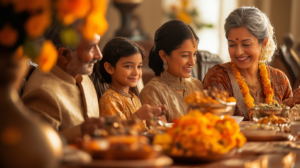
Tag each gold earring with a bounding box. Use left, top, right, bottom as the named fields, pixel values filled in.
left=163, top=61, right=168, bottom=71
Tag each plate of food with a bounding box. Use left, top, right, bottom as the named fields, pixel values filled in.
left=240, top=124, right=287, bottom=141
left=253, top=103, right=290, bottom=118
left=184, top=87, right=237, bottom=116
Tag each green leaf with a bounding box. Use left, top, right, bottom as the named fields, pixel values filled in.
left=60, top=28, right=79, bottom=47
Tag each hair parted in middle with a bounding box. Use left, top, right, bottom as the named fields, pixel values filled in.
left=224, top=6, right=277, bottom=63
left=148, top=20, right=199, bottom=76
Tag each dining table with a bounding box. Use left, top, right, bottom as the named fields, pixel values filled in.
left=60, top=122, right=300, bottom=168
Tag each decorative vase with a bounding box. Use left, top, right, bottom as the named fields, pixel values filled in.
left=0, top=53, right=63, bottom=168
left=113, top=0, right=146, bottom=41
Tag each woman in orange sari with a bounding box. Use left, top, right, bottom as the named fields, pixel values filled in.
left=203, top=7, right=300, bottom=120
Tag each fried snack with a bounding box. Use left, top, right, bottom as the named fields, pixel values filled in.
left=184, top=87, right=236, bottom=104
left=257, top=114, right=288, bottom=124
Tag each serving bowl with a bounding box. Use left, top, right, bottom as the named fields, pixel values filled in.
left=186, top=102, right=236, bottom=116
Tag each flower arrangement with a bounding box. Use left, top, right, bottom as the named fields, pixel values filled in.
left=231, top=62, right=276, bottom=110
left=166, top=0, right=212, bottom=30
left=0, top=0, right=108, bottom=72
left=153, top=110, right=246, bottom=157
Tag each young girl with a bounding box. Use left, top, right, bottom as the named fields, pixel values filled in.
left=95, top=37, right=166, bottom=131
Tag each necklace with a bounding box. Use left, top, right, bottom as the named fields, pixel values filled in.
left=231, top=62, right=276, bottom=110
left=160, top=71, right=187, bottom=91
left=240, top=76, right=260, bottom=90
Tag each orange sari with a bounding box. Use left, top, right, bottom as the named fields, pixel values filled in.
left=203, top=62, right=292, bottom=120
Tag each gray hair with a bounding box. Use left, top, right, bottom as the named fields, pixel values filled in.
left=224, top=6, right=276, bottom=63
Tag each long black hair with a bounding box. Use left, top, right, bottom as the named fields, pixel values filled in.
left=148, top=20, right=199, bottom=76
left=91, top=37, right=145, bottom=98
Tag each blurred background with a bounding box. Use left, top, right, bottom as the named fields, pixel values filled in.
left=100, top=0, right=300, bottom=90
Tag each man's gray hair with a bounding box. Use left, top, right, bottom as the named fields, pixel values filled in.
left=224, top=6, right=277, bottom=63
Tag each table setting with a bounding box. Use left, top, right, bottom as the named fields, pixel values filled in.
left=60, top=88, right=300, bottom=168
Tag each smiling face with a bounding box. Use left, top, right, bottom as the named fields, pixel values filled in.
left=228, top=26, right=264, bottom=70
left=67, top=34, right=102, bottom=76
left=163, top=39, right=197, bottom=78
left=110, top=52, right=143, bottom=92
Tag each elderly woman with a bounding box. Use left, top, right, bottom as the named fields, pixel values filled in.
left=139, top=20, right=204, bottom=123
left=203, top=6, right=300, bottom=121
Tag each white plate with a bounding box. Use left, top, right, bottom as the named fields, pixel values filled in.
left=230, top=116, right=244, bottom=124
left=240, top=129, right=287, bottom=141
left=81, top=155, right=173, bottom=168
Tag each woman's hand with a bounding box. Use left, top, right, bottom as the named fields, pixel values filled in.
left=135, top=104, right=168, bottom=121
left=284, top=88, right=300, bottom=107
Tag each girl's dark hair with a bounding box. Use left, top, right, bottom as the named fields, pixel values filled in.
left=149, top=20, right=199, bottom=76
left=92, top=37, right=145, bottom=97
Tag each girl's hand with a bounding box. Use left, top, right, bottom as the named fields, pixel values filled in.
left=135, top=104, right=168, bottom=121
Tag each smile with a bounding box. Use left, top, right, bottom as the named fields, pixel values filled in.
left=183, top=67, right=192, bottom=72
left=236, top=56, right=250, bottom=62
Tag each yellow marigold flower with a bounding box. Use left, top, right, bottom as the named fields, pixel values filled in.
left=56, top=0, right=91, bottom=25
left=236, top=132, right=246, bottom=148
left=25, top=10, right=51, bottom=38
left=35, top=40, right=58, bottom=72
left=176, top=11, right=192, bottom=24
left=0, top=24, right=18, bottom=47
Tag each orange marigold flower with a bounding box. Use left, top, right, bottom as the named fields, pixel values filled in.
left=25, top=10, right=51, bottom=38
left=82, top=13, right=108, bottom=40
left=35, top=40, right=58, bottom=72
left=0, top=24, right=18, bottom=47
left=56, top=0, right=91, bottom=25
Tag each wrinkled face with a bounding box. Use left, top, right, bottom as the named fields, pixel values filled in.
left=67, top=34, right=102, bottom=75
left=111, top=53, right=143, bottom=88
left=228, top=26, right=262, bottom=70
left=165, top=39, right=197, bottom=78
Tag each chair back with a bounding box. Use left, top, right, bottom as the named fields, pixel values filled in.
left=196, top=50, right=223, bottom=81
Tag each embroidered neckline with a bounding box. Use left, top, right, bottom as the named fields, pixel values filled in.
left=109, top=85, right=132, bottom=98
left=160, top=71, right=187, bottom=90
left=160, top=71, right=189, bottom=98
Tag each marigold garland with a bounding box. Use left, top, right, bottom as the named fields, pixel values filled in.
left=231, top=63, right=276, bottom=110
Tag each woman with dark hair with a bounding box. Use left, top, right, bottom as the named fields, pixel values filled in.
left=139, top=20, right=203, bottom=123
left=203, top=7, right=300, bottom=121
left=92, top=37, right=167, bottom=131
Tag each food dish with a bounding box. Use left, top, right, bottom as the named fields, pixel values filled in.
left=81, top=155, right=173, bottom=168
left=230, top=116, right=244, bottom=124
left=240, top=124, right=287, bottom=141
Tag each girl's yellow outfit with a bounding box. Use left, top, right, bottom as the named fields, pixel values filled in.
left=99, top=85, right=147, bottom=132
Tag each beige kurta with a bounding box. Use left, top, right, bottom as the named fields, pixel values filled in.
left=139, top=72, right=203, bottom=122
left=22, top=65, right=100, bottom=143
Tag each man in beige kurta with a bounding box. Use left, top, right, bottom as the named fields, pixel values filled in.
left=22, top=22, right=103, bottom=143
